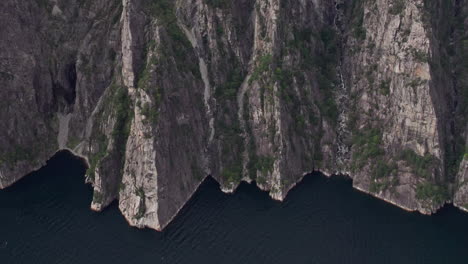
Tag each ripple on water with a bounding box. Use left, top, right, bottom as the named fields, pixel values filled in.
left=1, top=151, right=468, bottom=264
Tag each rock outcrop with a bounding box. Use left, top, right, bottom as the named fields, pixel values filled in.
left=0, top=0, right=466, bottom=230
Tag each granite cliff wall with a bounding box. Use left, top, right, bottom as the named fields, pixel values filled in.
left=0, top=0, right=466, bottom=230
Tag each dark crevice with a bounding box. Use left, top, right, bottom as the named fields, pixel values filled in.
left=50, top=61, right=78, bottom=111
left=424, top=0, right=467, bottom=184
left=64, top=62, right=77, bottom=105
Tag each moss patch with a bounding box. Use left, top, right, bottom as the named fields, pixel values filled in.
left=398, top=149, right=436, bottom=179
left=135, top=187, right=147, bottom=219
left=351, top=128, right=385, bottom=171
left=416, top=182, right=448, bottom=206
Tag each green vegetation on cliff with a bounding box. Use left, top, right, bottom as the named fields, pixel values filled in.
left=93, top=190, right=104, bottom=204
left=399, top=149, right=435, bottom=179
left=205, top=0, right=229, bottom=9
left=416, top=182, right=448, bottom=206
left=135, top=187, right=147, bottom=219
left=389, top=0, right=405, bottom=16
left=214, top=55, right=246, bottom=185
left=0, top=119, right=58, bottom=168
left=218, top=116, right=244, bottom=184
left=217, top=65, right=243, bottom=99
left=351, top=127, right=399, bottom=193
left=351, top=0, right=366, bottom=41
left=379, top=79, right=391, bottom=96
left=252, top=155, right=275, bottom=175
left=221, top=165, right=243, bottom=184
left=0, top=146, right=35, bottom=167
left=147, top=0, right=200, bottom=77
left=86, top=83, right=133, bottom=182
left=423, top=0, right=467, bottom=179
left=86, top=134, right=108, bottom=181
left=249, top=54, right=273, bottom=85
left=282, top=25, right=339, bottom=125
left=351, top=128, right=384, bottom=171
left=316, top=27, right=339, bottom=124
left=137, top=47, right=162, bottom=127
left=112, top=84, right=133, bottom=158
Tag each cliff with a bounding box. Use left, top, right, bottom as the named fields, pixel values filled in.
left=0, top=0, right=466, bottom=231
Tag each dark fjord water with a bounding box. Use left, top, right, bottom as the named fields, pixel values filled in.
left=1, top=151, right=468, bottom=264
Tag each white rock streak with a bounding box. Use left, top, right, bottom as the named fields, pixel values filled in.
left=179, top=23, right=215, bottom=143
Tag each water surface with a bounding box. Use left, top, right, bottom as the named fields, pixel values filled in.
left=1, top=151, right=468, bottom=264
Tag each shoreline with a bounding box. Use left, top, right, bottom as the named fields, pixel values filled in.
left=2, top=150, right=465, bottom=231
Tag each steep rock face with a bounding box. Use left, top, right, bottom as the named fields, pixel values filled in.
left=422, top=0, right=468, bottom=211
left=454, top=129, right=468, bottom=210
left=449, top=0, right=468, bottom=211
left=117, top=0, right=210, bottom=229
left=345, top=0, right=467, bottom=214
left=0, top=0, right=123, bottom=190
left=1, top=0, right=466, bottom=231
left=344, top=0, right=444, bottom=213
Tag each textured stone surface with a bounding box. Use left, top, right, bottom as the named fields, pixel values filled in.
left=346, top=0, right=443, bottom=214
left=0, top=0, right=466, bottom=230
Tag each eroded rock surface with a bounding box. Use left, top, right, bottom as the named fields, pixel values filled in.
left=0, top=0, right=467, bottom=230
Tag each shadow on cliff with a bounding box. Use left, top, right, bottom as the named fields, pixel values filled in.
left=1, top=149, right=88, bottom=191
